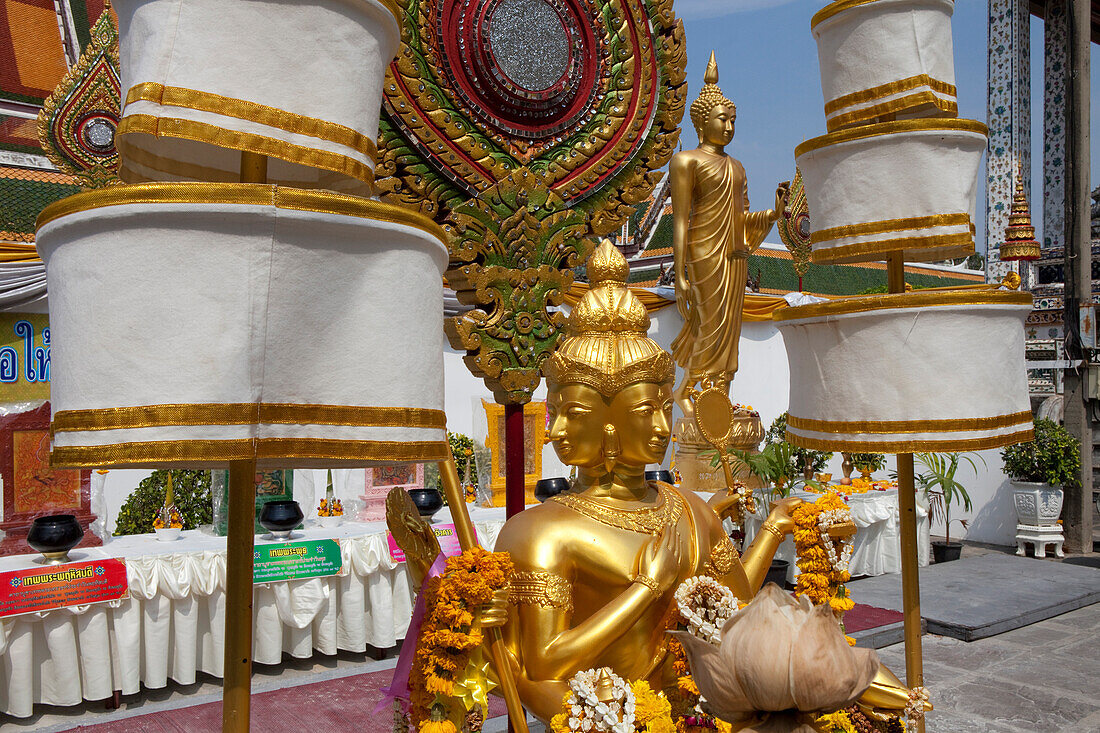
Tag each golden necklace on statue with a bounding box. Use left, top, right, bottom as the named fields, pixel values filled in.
left=550, top=483, right=683, bottom=534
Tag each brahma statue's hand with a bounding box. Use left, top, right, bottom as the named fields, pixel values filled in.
left=707, top=482, right=747, bottom=523
left=765, top=496, right=803, bottom=535
left=475, top=586, right=510, bottom=628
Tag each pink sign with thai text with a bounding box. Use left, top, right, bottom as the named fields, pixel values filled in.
left=387, top=523, right=464, bottom=563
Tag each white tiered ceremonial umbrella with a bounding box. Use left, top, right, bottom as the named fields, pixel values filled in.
left=778, top=4, right=1036, bottom=731
left=31, top=1, right=508, bottom=729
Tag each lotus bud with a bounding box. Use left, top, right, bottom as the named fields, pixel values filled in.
left=673, top=584, right=879, bottom=733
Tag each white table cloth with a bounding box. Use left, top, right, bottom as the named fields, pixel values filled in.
left=0, top=506, right=505, bottom=718
left=741, top=489, right=930, bottom=584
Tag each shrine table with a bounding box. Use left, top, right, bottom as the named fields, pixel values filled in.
left=742, top=488, right=931, bottom=583
left=0, top=507, right=505, bottom=718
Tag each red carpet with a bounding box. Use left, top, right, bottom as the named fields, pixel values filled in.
left=71, top=667, right=507, bottom=732
left=844, top=603, right=904, bottom=632
left=68, top=608, right=900, bottom=731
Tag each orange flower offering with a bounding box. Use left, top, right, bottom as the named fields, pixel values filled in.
left=153, top=505, right=183, bottom=529
left=792, top=493, right=856, bottom=618
left=317, top=498, right=344, bottom=517
left=408, top=547, right=513, bottom=731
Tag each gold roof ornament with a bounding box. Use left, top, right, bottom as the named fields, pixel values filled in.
left=689, top=51, right=736, bottom=136
left=37, top=1, right=120, bottom=189
left=999, top=172, right=1042, bottom=261
left=543, top=239, right=674, bottom=397
left=776, top=168, right=812, bottom=279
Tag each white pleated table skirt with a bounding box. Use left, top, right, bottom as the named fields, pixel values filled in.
left=0, top=513, right=505, bottom=718
left=740, top=489, right=930, bottom=584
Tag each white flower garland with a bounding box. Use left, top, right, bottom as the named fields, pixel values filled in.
left=727, top=481, right=756, bottom=517
left=563, top=668, right=635, bottom=733
left=674, top=576, right=739, bottom=645
left=905, top=686, right=929, bottom=732
left=816, top=506, right=854, bottom=575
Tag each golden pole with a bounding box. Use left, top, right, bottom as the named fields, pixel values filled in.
left=222, top=149, right=267, bottom=733
left=222, top=459, right=257, bottom=731
left=439, top=456, right=530, bottom=733
left=240, top=151, right=268, bottom=185
left=888, top=255, right=924, bottom=733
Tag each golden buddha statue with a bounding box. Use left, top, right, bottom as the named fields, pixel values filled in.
left=493, top=240, right=804, bottom=722
left=670, top=52, right=789, bottom=418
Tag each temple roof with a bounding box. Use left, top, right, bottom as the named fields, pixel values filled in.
left=1028, top=1, right=1100, bottom=45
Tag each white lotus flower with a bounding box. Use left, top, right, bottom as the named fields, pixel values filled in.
left=674, top=584, right=879, bottom=733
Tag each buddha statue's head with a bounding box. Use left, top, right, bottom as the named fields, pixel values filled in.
left=543, top=240, right=675, bottom=473
left=690, top=51, right=735, bottom=147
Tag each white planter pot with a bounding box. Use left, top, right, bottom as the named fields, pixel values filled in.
left=1012, top=482, right=1064, bottom=526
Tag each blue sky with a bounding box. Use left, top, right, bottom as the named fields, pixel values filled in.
left=673, top=0, right=1100, bottom=254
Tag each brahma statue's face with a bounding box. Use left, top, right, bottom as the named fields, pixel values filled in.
left=547, top=381, right=673, bottom=469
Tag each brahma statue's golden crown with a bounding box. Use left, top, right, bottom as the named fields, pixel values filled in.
left=543, top=239, right=674, bottom=397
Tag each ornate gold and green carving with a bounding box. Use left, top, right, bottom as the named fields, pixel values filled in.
left=445, top=168, right=590, bottom=404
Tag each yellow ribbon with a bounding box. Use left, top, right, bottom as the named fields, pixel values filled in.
left=452, top=646, right=496, bottom=712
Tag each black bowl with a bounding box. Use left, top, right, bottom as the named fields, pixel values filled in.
left=407, top=488, right=444, bottom=520
left=27, top=514, right=83, bottom=562
left=258, top=500, right=304, bottom=537
left=535, top=477, right=571, bottom=502
left=645, top=469, right=674, bottom=484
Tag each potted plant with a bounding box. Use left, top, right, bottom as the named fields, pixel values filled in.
left=914, top=452, right=983, bottom=563
left=1001, top=418, right=1080, bottom=527
left=727, top=441, right=797, bottom=587
left=766, top=412, right=833, bottom=482
left=849, top=452, right=886, bottom=481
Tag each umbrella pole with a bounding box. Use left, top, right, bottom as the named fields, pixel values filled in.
left=888, top=254, right=924, bottom=733
left=222, top=459, right=257, bottom=731
left=222, top=151, right=267, bottom=732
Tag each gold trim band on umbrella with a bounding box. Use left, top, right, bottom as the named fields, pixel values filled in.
left=812, top=0, right=952, bottom=28
left=809, top=232, right=974, bottom=264
left=52, top=403, right=447, bottom=432
left=787, top=411, right=1034, bottom=435
left=810, top=213, right=972, bottom=244
left=785, top=428, right=1036, bottom=455
left=824, top=74, right=957, bottom=115
left=826, top=93, right=957, bottom=132
left=50, top=438, right=450, bottom=467
left=794, top=118, right=988, bottom=158
left=116, top=114, right=375, bottom=189
left=118, top=144, right=368, bottom=195
left=35, top=182, right=447, bottom=243
left=125, top=83, right=379, bottom=163
left=773, top=288, right=1034, bottom=322
left=255, top=438, right=449, bottom=461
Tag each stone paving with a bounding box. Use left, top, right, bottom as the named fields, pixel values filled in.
left=485, top=603, right=1100, bottom=733
left=874, top=603, right=1100, bottom=733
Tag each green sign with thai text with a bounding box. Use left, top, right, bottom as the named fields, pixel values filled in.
left=253, top=539, right=342, bottom=583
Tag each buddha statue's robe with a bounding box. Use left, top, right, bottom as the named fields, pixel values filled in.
left=672, top=150, right=776, bottom=383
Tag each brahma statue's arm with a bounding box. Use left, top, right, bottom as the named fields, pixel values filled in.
left=493, top=506, right=682, bottom=721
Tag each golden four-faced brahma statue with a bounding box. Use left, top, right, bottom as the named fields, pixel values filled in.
left=670, top=52, right=790, bottom=418
left=493, top=240, right=805, bottom=722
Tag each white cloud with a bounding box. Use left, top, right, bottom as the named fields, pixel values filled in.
left=674, top=0, right=801, bottom=20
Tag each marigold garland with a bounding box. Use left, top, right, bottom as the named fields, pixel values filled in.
left=407, top=547, right=513, bottom=731
left=792, top=493, right=856, bottom=617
